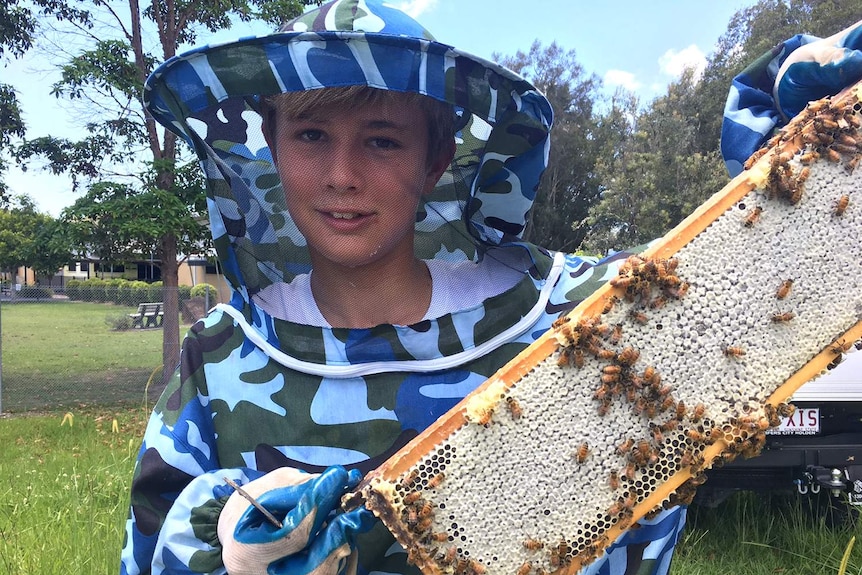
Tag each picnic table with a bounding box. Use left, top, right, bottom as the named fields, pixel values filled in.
left=129, top=302, right=164, bottom=328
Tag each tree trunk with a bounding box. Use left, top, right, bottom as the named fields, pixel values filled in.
left=159, top=233, right=181, bottom=389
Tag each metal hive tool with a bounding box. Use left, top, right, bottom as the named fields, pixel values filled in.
left=343, top=82, right=862, bottom=575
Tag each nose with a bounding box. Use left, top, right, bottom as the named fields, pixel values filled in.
left=324, top=142, right=360, bottom=192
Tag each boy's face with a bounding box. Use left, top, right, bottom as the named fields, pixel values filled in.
left=268, top=95, right=450, bottom=271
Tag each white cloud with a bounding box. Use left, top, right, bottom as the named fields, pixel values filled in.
left=603, top=70, right=642, bottom=92
left=392, top=0, right=438, bottom=18
left=658, top=44, right=707, bottom=81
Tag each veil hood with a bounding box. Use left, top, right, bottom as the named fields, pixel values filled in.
left=144, top=0, right=554, bottom=302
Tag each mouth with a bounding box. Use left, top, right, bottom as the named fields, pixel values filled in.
left=330, top=212, right=362, bottom=220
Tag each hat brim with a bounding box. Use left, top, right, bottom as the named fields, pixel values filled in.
left=144, top=31, right=547, bottom=140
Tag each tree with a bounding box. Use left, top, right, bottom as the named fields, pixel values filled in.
left=23, top=217, right=73, bottom=283
left=17, top=0, right=312, bottom=385
left=0, top=194, right=48, bottom=280
left=582, top=0, right=862, bottom=254
left=0, top=0, right=37, bottom=203
left=496, top=41, right=604, bottom=252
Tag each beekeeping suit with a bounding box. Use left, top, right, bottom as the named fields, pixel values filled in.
left=120, top=2, right=686, bottom=574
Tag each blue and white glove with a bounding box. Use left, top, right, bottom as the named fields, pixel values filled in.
left=217, top=466, right=376, bottom=575
left=721, top=20, right=862, bottom=176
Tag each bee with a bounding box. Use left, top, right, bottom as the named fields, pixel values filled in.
left=426, top=472, right=445, bottom=489
left=516, top=562, right=532, bottom=575
left=650, top=425, right=665, bottom=444
left=691, top=403, right=706, bottom=422
left=674, top=400, right=687, bottom=421
left=575, top=442, right=591, bottom=463
left=744, top=206, right=763, bottom=227
left=430, top=532, right=449, bottom=542
left=829, top=338, right=853, bottom=355
left=621, top=462, right=637, bottom=482
left=600, top=373, right=620, bottom=384
left=469, top=560, right=486, bottom=575
left=475, top=407, right=494, bottom=426
left=419, top=501, right=434, bottom=518
left=602, top=365, right=622, bottom=375
left=686, top=428, right=706, bottom=443
left=616, top=437, right=634, bottom=455
left=609, top=470, right=620, bottom=490
left=523, top=538, right=544, bottom=551
left=593, top=384, right=611, bottom=401
left=403, top=491, right=422, bottom=505
left=610, top=275, right=636, bottom=289
left=799, top=149, right=820, bottom=164
left=846, top=154, right=861, bottom=173
left=602, top=295, right=620, bottom=315
left=771, top=311, right=795, bottom=322
left=608, top=324, right=623, bottom=345
left=775, top=279, right=793, bottom=299
left=406, top=506, right=419, bottom=526
left=548, top=547, right=561, bottom=568
left=617, top=347, right=640, bottom=366
left=835, top=194, right=850, bottom=216
left=825, top=147, right=842, bottom=162
left=723, top=346, right=746, bottom=358
left=744, top=147, right=770, bottom=170
left=597, top=348, right=617, bottom=361
left=441, top=546, right=458, bottom=565
left=401, top=469, right=419, bottom=490
left=416, top=516, right=433, bottom=532
left=572, top=348, right=585, bottom=368
left=649, top=295, right=668, bottom=310
left=556, top=347, right=572, bottom=367
left=776, top=403, right=795, bottom=417
left=502, top=397, right=523, bottom=421
left=629, top=309, right=649, bottom=324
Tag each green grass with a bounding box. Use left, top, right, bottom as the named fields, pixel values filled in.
left=0, top=407, right=149, bottom=574
left=1, top=408, right=861, bottom=574
left=1, top=302, right=177, bottom=411
left=674, top=491, right=862, bottom=574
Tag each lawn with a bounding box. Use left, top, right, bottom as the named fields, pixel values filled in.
left=0, top=407, right=149, bottom=574
left=1, top=304, right=861, bottom=574
left=1, top=301, right=177, bottom=411
left=0, top=412, right=861, bottom=575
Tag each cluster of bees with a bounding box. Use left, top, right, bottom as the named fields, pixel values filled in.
left=395, top=470, right=493, bottom=575
left=744, top=96, right=857, bottom=216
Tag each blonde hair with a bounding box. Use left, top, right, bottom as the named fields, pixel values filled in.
left=261, top=86, right=456, bottom=165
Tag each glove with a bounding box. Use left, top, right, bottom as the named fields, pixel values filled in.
left=217, top=466, right=376, bottom=575
left=773, top=20, right=862, bottom=121
left=721, top=20, right=862, bottom=177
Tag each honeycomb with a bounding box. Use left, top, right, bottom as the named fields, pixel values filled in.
left=344, top=84, right=862, bottom=575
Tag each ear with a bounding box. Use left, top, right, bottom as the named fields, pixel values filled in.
left=261, top=108, right=279, bottom=164
left=422, top=140, right=456, bottom=196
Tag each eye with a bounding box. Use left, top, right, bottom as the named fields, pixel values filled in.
left=370, top=137, right=400, bottom=150
left=298, top=129, right=324, bottom=142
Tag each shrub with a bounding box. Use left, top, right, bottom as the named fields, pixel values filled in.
left=18, top=285, right=54, bottom=299
left=190, top=283, right=219, bottom=305
left=105, top=311, right=134, bottom=330
left=147, top=281, right=163, bottom=303
left=65, top=279, right=82, bottom=300
left=129, top=281, right=150, bottom=306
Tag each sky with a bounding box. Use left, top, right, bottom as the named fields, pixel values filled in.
left=3, top=0, right=752, bottom=216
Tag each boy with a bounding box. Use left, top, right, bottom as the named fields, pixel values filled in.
left=123, top=2, right=686, bottom=574
left=122, top=0, right=858, bottom=573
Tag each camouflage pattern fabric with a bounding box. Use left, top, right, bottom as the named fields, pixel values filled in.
left=122, top=1, right=686, bottom=574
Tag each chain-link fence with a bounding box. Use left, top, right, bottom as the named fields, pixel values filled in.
left=0, top=283, right=220, bottom=413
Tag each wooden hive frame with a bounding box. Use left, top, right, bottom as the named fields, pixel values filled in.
left=343, top=82, right=862, bottom=575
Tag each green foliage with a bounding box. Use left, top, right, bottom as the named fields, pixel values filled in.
left=17, top=285, right=53, bottom=299
left=496, top=41, right=603, bottom=252
left=105, top=310, right=134, bottom=330
left=0, top=194, right=51, bottom=273
left=190, top=282, right=218, bottom=300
